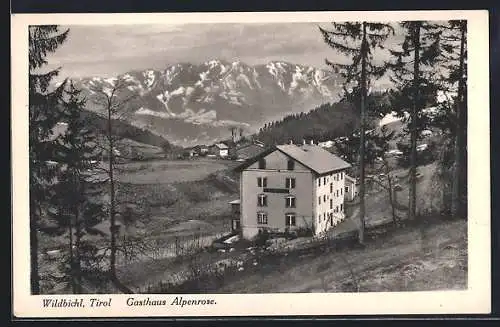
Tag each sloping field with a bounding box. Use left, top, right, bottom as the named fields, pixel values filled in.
left=216, top=218, right=467, bottom=293
left=115, top=158, right=238, bottom=184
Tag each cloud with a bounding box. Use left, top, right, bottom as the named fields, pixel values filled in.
left=47, top=22, right=404, bottom=80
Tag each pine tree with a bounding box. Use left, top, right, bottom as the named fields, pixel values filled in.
left=386, top=21, right=443, bottom=220
left=440, top=20, right=467, bottom=218
left=319, top=22, right=394, bottom=244
left=51, top=80, right=105, bottom=293
left=29, top=25, right=69, bottom=294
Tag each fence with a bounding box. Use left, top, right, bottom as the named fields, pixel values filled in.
left=115, top=229, right=232, bottom=265
left=267, top=212, right=456, bottom=256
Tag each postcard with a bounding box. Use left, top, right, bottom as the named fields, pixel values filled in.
left=11, top=10, right=490, bottom=318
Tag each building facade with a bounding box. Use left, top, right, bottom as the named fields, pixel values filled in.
left=344, top=175, right=359, bottom=202
left=211, top=143, right=229, bottom=158
left=235, top=143, right=351, bottom=240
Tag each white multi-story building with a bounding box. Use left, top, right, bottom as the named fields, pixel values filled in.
left=234, top=142, right=351, bottom=239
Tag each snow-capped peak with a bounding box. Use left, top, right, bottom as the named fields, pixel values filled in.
left=77, top=59, right=343, bottom=147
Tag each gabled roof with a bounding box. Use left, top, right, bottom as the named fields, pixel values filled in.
left=214, top=143, right=229, bottom=149
left=236, top=143, right=266, bottom=159
left=277, top=144, right=351, bottom=174
left=234, top=144, right=351, bottom=174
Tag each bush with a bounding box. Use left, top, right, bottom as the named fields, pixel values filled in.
left=295, top=227, right=313, bottom=237
left=254, top=229, right=270, bottom=247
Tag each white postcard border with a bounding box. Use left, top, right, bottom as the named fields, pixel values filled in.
left=11, top=10, right=491, bottom=317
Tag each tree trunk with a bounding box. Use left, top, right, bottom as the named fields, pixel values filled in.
left=74, top=207, right=82, bottom=294
left=105, top=93, right=133, bottom=294
left=107, top=99, right=117, bottom=281
left=409, top=23, right=421, bottom=220
left=68, top=211, right=77, bottom=294
left=384, top=157, right=397, bottom=225
left=30, top=205, right=40, bottom=294
left=452, top=21, right=467, bottom=219
left=358, top=22, right=368, bottom=245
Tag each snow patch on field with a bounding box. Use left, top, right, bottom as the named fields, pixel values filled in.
left=135, top=107, right=171, bottom=118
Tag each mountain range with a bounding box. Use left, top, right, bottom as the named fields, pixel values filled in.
left=73, top=60, right=346, bottom=147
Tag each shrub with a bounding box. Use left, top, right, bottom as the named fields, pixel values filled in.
left=254, top=229, right=270, bottom=247
left=295, top=227, right=313, bottom=237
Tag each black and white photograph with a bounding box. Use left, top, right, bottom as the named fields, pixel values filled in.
left=12, top=10, right=490, bottom=317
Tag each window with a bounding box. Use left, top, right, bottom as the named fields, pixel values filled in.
left=345, top=186, right=349, bottom=193
left=323, top=177, right=326, bottom=185
left=341, top=172, right=344, bottom=179
left=330, top=199, right=333, bottom=209
left=287, top=159, right=295, bottom=171
left=336, top=205, right=339, bottom=213
left=258, top=158, right=266, bottom=169
left=285, top=195, right=296, bottom=208
left=318, top=179, right=321, bottom=187
left=340, top=188, right=343, bottom=195
left=257, top=212, right=268, bottom=224
left=285, top=213, right=296, bottom=226
left=330, top=183, right=333, bottom=193
left=323, top=212, right=326, bottom=220
left=340, top=204, right=343, bottom=211
left=336, top=190, right=339, bottom=197
left=257, top=177, right=267, bottom=187
left=257, top=194, right=267, bottom=207
left=285, top=177, right=296, bottom=189
left=318, top=196, right=321, bottom=205
left=323, top=195, right=326, bottom=202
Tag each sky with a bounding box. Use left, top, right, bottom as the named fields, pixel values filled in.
left=46, top=23, right=402, bottom=81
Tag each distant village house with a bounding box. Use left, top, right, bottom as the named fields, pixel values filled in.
left=193, top=145, right=209, bottom=156
left=210, top=143, right=229, bottom=158
left=234, top=142, right=266, bottom=161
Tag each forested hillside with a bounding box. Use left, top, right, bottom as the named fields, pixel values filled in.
left=255, top=91, right=392, bottom=145
left=79, top=110, right=177, bottom=152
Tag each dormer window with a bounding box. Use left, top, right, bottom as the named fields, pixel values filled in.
left=287, top=159, right=295, bottom=170
left=258, top=158, right=266, bottom=169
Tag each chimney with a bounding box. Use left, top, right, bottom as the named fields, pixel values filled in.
left=289, top=140, right=293, bottom=145
left=302, top=139, right=306, bottom=145
left=310, top=139, right=314, bottom=145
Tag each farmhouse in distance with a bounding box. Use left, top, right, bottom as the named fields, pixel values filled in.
left=234, top=140, right=352, bottom=239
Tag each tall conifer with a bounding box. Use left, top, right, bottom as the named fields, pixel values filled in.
left=319, top=22, right=394, bottom=244
left=52, top=81, right=104, bottom=293
left=29, top=25, right=69, bottom=294
left=386, top=21, right=443, bottom=220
